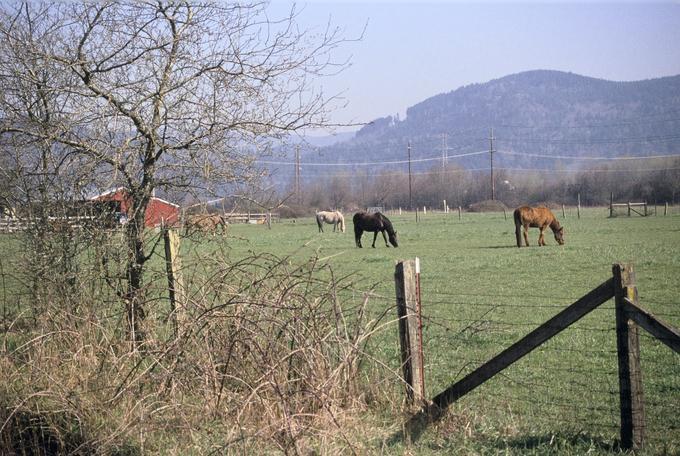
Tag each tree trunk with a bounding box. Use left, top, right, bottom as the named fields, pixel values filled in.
left=124, top=194, right=149, bottom=350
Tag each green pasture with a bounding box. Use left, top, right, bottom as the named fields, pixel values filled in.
left=217, top=208, right=680, bottom=453
left=1, top=207, right=678, bottom=454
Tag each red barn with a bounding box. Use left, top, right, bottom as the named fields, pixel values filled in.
left=91, top=187, right=180, bottom=228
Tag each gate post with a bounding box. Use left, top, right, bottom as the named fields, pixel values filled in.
left=395, top=258, right=425, bottom=406
left=164, top=228, right=186, bottom=337
left=613, top=263, right=645, bottom=450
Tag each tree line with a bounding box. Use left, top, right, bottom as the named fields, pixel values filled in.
left=289, top=157, right=680, bottom=213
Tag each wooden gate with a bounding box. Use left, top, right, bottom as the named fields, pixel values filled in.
left=395, top=262, right=680, bottom=449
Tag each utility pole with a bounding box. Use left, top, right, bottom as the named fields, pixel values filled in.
left=441, top=133, right=448, bottom=171
left=408, top=141, right=413, bottom=210
left=440, top=133, right=448, bottom=189
left=295, top=144, right=301, bottom=204
left=489, top=127, right=495, bottom=201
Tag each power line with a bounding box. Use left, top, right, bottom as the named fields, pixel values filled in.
left=496, top=134, right=680, bottom=145
left=258, top=165, right=680, bottom=179
left=256, top=150, right=679, bottom=168
left=497, top=150, right=680, bottom=161
left=255, top=150, right=489, bottom=167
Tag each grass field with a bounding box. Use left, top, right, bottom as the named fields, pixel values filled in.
left=1, top=207, right=678, bottom=454
left=215, top=207, right=680, bottom=454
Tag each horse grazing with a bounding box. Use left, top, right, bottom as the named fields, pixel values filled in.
left=184, top=213, right=227, bottom=235
left=353, top=212, right=398, bottom=248
left=315, top=210, right=345, bottom=233
left=513, top=206, right=565, bottom=247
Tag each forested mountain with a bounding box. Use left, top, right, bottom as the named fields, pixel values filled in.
left=281, top=70, right=680, bottom=178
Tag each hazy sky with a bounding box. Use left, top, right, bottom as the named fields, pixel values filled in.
left=269, top=1, right=680, bottom=133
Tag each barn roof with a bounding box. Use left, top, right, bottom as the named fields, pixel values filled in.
left=90, top=187, right=179, bottom=207
left=89, top=187, right=127, bottom=199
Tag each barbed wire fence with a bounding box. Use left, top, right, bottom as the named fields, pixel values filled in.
left=350, top=259, right=680, bottom=450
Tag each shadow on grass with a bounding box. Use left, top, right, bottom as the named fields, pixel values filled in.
left=474, top=245, right=518, bottom=250
left=484, top=431, right=621, bottom=453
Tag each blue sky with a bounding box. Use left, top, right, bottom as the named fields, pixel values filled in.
left=269, top=1, right=680, bottom=133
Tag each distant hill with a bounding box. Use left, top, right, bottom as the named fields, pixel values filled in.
left=276, top=70, right=680, bottom=181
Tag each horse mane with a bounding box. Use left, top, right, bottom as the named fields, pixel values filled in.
left=549, top=217, right=561, bottom=232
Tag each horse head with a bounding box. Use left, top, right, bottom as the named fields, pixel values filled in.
left=554, top=226, right=565, bottom=245
left=388, top=230, right=398, bottom=247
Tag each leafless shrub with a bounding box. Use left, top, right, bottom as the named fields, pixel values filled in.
left=1, top=243, right=396, bottom=454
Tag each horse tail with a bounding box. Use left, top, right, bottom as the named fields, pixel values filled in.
left=316, top=212, right=323, bottom=231
left=513, top=208, right=523, bottom=247
left=338, top=213, right=345, bottom=232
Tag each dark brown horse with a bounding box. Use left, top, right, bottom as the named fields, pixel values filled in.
left=514, top=206, right=564, bottom=247
left=353, top=212, right=398, bottom=248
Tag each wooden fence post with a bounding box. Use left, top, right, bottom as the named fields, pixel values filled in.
left=458, top=206, right=462, bottom=221
left=664, top=202, right=668, bottom=216
left=395, top=258, right=425, bottom=406
left=164, top=228, right=185, bottom=337
left=610, top=192, right=614, bottom=217
left=577, top=193, right=581, bottom=219
left=613, top=263, right=645, bottom=450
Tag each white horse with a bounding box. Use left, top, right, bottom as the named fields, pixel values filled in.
left=315, top=210, right=345, bottom=233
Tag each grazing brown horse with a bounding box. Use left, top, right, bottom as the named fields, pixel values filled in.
left=514, top=206, right=564, bottom=247
left=353, top=212, right=398, bottom=248
left=184, top=213, right=227, bottom=235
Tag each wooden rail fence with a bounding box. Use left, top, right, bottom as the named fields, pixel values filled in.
left=394, top=261, right=680, bottom=449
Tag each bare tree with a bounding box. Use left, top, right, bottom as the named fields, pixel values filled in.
left=0, top=1, right=352, bottom=348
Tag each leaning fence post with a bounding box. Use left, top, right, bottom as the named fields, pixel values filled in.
left=164, top=228, right=185, bottom=337
left=395, top=258, right=425, bottom=406
left=613, top=263, right=645, bottom=450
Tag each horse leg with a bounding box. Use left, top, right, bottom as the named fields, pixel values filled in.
left=515, top=222, right=522, bottom=247
left=382, top=230, right=390, bottom=247
left=355, top=228, right=362, bottom=248
left=523, top=224, right=530, bottom=246
left=372, top=231, right=379, bottom=248
left=538, top=227, right=546, bottom=246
